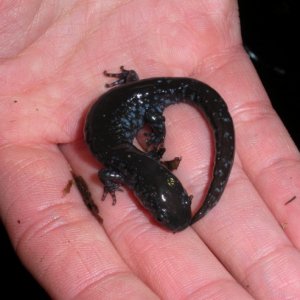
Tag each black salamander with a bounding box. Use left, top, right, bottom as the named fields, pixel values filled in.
left=85, top=67, right=234, bottom=232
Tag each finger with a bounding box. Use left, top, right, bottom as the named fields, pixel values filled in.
left=208, top=49, right=300, bottom=248
left=232, top=70, right=300, bottom=248
left=0, top=144, right=158, bottom=299
left=64, top=141, right=254, bottom=299
left=194, top=161, right=300, bottom=299
left=190, top=51, right=300, bottom=298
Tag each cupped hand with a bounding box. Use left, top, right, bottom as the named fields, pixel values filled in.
left=1, top=1, right=300, bottom=299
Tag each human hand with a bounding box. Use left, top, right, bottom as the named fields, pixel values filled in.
left=1, top=1, right=300, bottom=299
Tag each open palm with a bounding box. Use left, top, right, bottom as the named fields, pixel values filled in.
left=1, top=1, right=300, bottom=299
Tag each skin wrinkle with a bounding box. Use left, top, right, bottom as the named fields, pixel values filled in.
left=0, top=1, right=63, bottom=58
left=73, top=271, right=148, bottom=299
left=14, top=202, right=84, bottom=255
left=232, top=101, right=298, bottom=176
left=75, top=274, right=159, bottom=300
left=1, top=4, right=88, bottom=93
left=199, top=46, right=245, bottom=82
left=107, top=206, right=155, bottom=244
left=2, top=96, right=58, bottom=144
left=242, top=244, right=299, bottom=297
left=236, top=128, right=298, bottom=179
left=186, top=278, right=252, bottom=300
left=134, top=254, right=184, bottom=298
left=0, top=145, right=73, bottom=237
left=2, top=82, right=84, bottom=145
left=70, top=246, right=126, bottom=291
left=233, top=100, right=275, bottom=124
left=0, top=155, right=55, bottom=213
left=14, top=206, right=142, bottom=299
left=18, top=1, right=47, bottom=55
left=245, top=244, right=294, bottom=280
left=255, top=157, right=300, bottom=186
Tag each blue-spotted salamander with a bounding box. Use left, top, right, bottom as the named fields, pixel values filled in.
left=85, top=66, right=234, bottom=232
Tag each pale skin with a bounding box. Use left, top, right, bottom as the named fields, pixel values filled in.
left=1, top=1, right=300, bottom=299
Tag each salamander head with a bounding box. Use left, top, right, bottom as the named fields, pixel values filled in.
left=134, top=168, right=192, bottom=232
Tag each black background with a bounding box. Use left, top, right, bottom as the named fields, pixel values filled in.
left=1, top=1, right=298, bottom=298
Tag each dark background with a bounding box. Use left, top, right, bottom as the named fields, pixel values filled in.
left=1, top=1, right=298, bottom=298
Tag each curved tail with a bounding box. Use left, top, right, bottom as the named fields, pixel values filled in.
left=184, top=80, right=234, bottom=224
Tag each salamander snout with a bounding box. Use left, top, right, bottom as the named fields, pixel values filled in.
left=135, top=168, right=193, bottom=232
left=154, top=189, right=192, bottom=232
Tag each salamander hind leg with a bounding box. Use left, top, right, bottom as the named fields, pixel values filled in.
left=98, top=168, right=124, bottom=205
left=143, top=108, right=166, bottom=160
left=161, top=156, right=182, bottom=171
left=143, top=108, right=183, bottom=170
left=103, top=66, right=139, bottom=87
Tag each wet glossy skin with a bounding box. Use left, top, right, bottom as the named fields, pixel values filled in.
left=85, top=67, right=234, bottom=232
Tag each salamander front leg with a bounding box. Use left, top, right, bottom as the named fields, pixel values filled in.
left=98, top=168, right=124, bottom=205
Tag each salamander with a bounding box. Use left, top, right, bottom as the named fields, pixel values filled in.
left=84, top=66, right=234, bottom=232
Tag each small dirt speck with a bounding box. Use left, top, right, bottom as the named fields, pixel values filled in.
left=72, top=172, right=103, bottom=223
left=284, top=196, right=296, bottom=205
left=62, top=179, right=73, bottom=197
